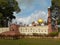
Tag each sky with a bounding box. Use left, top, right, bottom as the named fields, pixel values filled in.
left=13, top=0, right=51, bottom=24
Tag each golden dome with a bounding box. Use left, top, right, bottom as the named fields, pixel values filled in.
left=38, top=19, right=43, bottom=23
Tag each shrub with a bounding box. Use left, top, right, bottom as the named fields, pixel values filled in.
left=49, top=32, right=58, bottom=37
left=58, top=27, right=60, bottom=32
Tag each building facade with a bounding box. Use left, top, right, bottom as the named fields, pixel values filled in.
left=0, top=28, right=9, bottom=33
left=19, top=26, right=48, bottom=35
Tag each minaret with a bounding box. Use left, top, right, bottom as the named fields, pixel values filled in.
left=48, top=8, right=52, bottom=33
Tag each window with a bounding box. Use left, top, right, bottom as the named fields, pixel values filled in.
left=39, top=30, right=40, bottom=32
left=41, top=30, right=43, bottom=32
left=45, top=30, right=47, bottom=32
left=36, top=30, right=37, bottom=32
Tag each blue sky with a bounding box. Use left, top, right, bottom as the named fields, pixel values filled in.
left=13, top=0, right=51, bottom=24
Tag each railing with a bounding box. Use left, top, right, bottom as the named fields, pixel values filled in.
left=0, top=28, right=9, bottom=33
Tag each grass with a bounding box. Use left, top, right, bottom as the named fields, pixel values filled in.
left=0, top=38, right=60, bottom=45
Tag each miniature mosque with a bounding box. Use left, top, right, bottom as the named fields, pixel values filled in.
left=0, top=8, right=58, bottom=39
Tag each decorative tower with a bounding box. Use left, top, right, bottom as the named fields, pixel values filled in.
left=48, top=8, right=52, bottom=33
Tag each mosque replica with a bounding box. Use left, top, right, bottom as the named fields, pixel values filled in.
left=0, top=8, right=58, bottom=39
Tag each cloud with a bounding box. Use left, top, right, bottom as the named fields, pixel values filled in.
left=15, top=10, right=48, bottom=24
left=15, top=0, right=51, bottom=18
left=13, top=0, right=50, bottom=24
left=16, top=0, right=51, bottom=9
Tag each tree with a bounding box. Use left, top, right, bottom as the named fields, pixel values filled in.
left=52, top=0, right=60, bottom=7
left=51, top=0, right=60, bottom=25
left=50, top=0, right=60, bottom=31
left=0, top=0, right=21, bottom=27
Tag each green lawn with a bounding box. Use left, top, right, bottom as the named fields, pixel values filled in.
left=0, top=38, right=60, bottom=45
